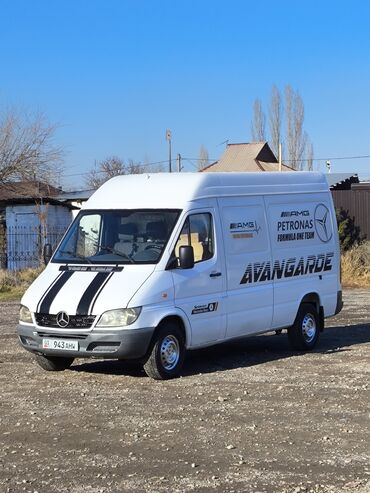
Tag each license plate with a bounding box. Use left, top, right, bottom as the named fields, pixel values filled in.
left=42, top=338, right=79, bottom=351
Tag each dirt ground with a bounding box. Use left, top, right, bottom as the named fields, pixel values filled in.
left=0, top=290, right=369, bottom=493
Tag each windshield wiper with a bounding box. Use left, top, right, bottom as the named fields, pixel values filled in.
left=98, top=245, right=135, bottom=264
left=58, top=250, right=93, bottom=264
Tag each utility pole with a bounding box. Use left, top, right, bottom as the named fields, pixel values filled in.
left=176, top=153, right=182, bottom=172
left=166, top=129, right=172, bottom=172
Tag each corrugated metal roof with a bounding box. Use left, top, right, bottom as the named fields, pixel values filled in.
left=0, top=181, right=61, bottom=201
left=55, top=189, right=94, bottom=201
left=202, top=143, right=293, bottom=172
left=325, top=173, right=358, bottom=188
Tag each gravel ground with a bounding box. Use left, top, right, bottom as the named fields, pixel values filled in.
left=0, top=289, right=369, bottom=493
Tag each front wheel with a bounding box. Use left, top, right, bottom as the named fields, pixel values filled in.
left=143, top=323, right=185, bottom=380
left=34, top=354, right=74, bottom=371
left=288, top=303, right=320, bottom=351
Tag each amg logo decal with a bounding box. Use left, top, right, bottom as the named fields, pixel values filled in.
left=240, top=252, right=334, bottom=284
left=281, top=210, right=310, bottom=217
left=230, top=221, right=255, bottom=230
left=230, top=221, right=261, bottom=235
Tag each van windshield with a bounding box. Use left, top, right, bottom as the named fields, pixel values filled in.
left=52, top=209, right=181, bottom=265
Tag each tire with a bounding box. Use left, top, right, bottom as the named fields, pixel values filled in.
left=288, top=303, right=320, bottom=351
left=35, top=354, right=74, bottom=371
left=143, top=323, right=185, bottom=380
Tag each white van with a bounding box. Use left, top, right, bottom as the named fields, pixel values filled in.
left=17, top=172, right=342, bottom=379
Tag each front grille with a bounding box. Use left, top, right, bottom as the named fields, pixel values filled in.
left=35, top=313, right=96, bottom=329
left=37, top=332, right=88, bottom=340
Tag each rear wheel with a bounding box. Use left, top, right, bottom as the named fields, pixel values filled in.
left=143, top=322, right=185, bottom=380
left=34, top=354, right=74, bottom=371
left=288, top=303, right=320, bottom=351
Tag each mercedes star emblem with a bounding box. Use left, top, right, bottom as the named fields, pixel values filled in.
left=314, top=204, right=332, bottom=243
left=56, top=311, right=70, bottom=328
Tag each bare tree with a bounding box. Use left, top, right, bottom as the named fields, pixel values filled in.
left=126, top=159, right=145, bottom=175
left=250, top=84, right=313, bottom=170
left=250, top=98, right=266, bottom=142
left=85, top=156, right=146, bottom=189
left=0, top=107, right=63, bottom=185
left=285, top=85, right=307, bottom=170
left=198, top=145, right=209, bottom=170
left=268, top=85, right=282, bottom=159
left=306, top=140, right=314, bottom=171
left=85, top=156, right=125, bottom=189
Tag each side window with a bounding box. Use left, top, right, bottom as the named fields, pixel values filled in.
left=174, top=213, right=214, bottom=263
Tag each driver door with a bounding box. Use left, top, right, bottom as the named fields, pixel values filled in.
left=170, top=207, right=226, bottom=347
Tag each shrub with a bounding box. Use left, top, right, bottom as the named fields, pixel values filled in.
left=336, top=208, right=362, bottom=251
left=0, top=268, right=43, bottom=299
left=341, top=242, right=370, bottom=287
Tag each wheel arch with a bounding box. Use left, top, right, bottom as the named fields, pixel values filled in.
left=299, top=292, right=324, bottom=331
left=152, top=312, right=190, bottom=348
left=300, top=292, right=321, bottom=312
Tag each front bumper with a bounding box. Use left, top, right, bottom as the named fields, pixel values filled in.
left=17, top=324, right=155, bottom=360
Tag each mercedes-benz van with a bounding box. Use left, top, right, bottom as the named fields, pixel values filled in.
left=17, top=172, right=342, bottom=379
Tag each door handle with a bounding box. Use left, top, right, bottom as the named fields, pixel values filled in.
left=210, top=272, right=222, bottom=278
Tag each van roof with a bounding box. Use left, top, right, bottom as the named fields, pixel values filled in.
left=83, top=172, right=329, bottom=210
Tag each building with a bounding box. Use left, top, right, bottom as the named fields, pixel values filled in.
left=326, top=173, right=359, bottom=190
left=330, top=176, right=370, bottom=240
left=0, top=181, right=74, bottom=270
left=55, top=189, right=95, bottom=218
left=201, top=142, right=294, bottom=173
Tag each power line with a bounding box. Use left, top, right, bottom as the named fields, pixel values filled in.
left=182, top=158, right=200, bottom=170
left=182, top=157, right=216, bottom=161
left=182, top=154, right=370, bottom=163
left=284, top=154, right=370, bottom=163
left=63, top=159, right=170, bottom=178
left=62, top=152, right=370, bottom=178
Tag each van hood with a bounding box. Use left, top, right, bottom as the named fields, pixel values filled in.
left=22, top=264, right=155, bottom=316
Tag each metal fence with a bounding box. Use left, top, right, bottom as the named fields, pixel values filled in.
left=0, top=225, right=67, bottom=271
left=332, top=187, right=370, bottom=241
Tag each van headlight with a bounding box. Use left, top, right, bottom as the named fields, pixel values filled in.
left=96, top=307, right=142, bottom=327
left=19, top=305, right=33, bottom=324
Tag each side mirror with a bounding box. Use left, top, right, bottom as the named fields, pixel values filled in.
left=43, top=243, right=53, bottom=264
left=179, top=245, right=194, bottom=269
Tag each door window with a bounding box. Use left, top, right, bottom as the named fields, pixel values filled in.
left=174, top=213, right=214, bottom=263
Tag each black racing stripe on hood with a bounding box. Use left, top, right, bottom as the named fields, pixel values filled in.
left=39, top=271, right=74, bottom=314
left=37, top=272, right=64, bottom=313
left=76, top=272, right=111, bottom=316
left=89, top=272, right=114, bottom=315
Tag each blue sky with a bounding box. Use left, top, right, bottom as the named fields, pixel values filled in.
left=1, top=0, right=370, bottom=188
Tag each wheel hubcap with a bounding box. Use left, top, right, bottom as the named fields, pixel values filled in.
left=160, top=335, right=180, bottom=371
left=302, top=313, right=317, bottom=343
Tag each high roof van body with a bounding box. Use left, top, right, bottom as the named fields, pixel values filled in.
left=17, top=173, right=342, bottom=379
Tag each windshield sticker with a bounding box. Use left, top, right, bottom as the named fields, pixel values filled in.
left=192, top=302, right=218, bottom=315
left=240, top=252, right=334, bottom=284
left=59, top=265, right=123, bottom=272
